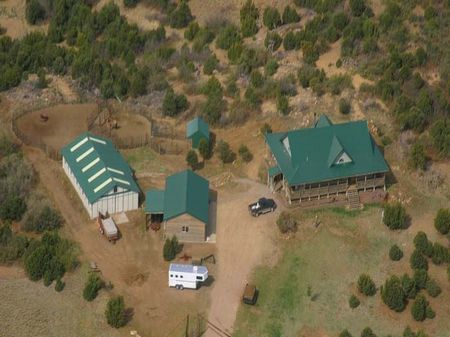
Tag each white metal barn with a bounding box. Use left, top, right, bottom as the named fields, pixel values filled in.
left=61, top=132, right=140, bottom=219
left=168, top=263, right=208, bottom=290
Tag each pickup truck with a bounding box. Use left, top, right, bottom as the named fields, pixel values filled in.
left=248, top=198, right=276, bottom=217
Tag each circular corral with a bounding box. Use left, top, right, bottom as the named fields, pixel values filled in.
left=15, top=103, right=97, bottom=151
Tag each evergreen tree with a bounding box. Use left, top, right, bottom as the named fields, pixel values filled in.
left=105, top=296, right=127, bottom=328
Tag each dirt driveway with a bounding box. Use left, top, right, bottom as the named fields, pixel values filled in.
left=204, top=179, right=281, bottom=336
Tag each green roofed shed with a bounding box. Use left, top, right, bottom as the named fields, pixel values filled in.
left=186, top=117, right=210, bottom=148
left=164, top=170, right=209, bottom=223
left=145, top=190, right=165, bottom=213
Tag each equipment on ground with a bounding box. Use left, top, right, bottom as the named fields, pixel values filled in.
left=242, top=284, right=258, bottom=305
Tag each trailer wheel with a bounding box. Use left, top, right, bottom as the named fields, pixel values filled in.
left=179, top=285, right=184, bottom=290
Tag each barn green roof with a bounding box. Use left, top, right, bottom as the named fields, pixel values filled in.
left=164, top=170, right=209, bottom=223
left=145, top=190, right=165, bottom=213
left=265, top=117, right=389, bottom=185
left=60, top=132, right=139, bottom=204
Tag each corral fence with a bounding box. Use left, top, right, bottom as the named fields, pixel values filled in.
left=10, top=101, right=68, bottom=161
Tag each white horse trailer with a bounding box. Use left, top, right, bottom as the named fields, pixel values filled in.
left=168, top=264, right=208, bottom=290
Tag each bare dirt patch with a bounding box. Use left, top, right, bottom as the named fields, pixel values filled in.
left=316, top=40, right=345, bottom=77
left=110, top=112, right=152, bottom=141
left=15, top=103, right=96, bottom=150
left=204, top=178, right=281, bottom=336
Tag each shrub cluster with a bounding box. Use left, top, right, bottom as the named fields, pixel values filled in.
left=169, top=1, right=193, bottom=29
left=383, top=202, right=407, bottom=230
left=263, top=7, right=282, bottom=30
left=276, top=212, right=297, bottom=234
left=434, top=208, right=450, bottom=235
left=411, top=294, right=434, bottom=321
left=216, top=140, right=236, bottom=164
left=240, top=0, right=259, bottom=37
left=409, top=142, right=426, bottom=170
left=238, top=145, right=253, bottom=162
left=162, top=87, right=189, bottom=116
left=380, top=275, right=406, bottom=312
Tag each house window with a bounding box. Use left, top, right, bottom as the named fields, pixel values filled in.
left=175, top=275, right=178, bottom=278
left=182, top=226, right=190, bottom=232
left=180, top=275, right=183, bottom=278
left=170, top=274, right=173, bottom=277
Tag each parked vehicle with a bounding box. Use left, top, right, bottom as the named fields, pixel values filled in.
left=248, top=198, right=276, bottom=216
left=97, top=215, right=119, bottom=243
left=242, top=284, right=258, bottom=305
left=168, top=263, right=208, bottom=290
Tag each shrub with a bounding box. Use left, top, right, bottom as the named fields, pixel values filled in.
left=162, top=88, right=189, bottom=116
left=202, top=96, right=224, bottom=125
left=413, top=269, right=428, bottom=289
left=401, top=274, right=417, bottom=299
left=283, top=31, right=300, bottom=50
left=431, top=242, right=449, bottom=265
left=186, top=150, right=199, bottom=169
left=55, top=278, right=65, bottom=292
left=169, top=2, right=193, bottom=29
left=163, top=236, right=180, bottom=261
left=361, top=327, right=377, bottom=337
left=265, top=59, right=279, bottom=76
left=105, top=296, right=127, bottom=328
left=381, top=276, right=407, bottom=312
left=413, top=232, right=433, bottom=257
left=277, top=95, right=290, bottom=115
left=298, top=64, right=324, bottom=88
left=0, top=196, right=26, bottom=222
left=349, top=294, right=360, bottom=308
left=263, top=7, right=281, bottom=29
left=389, top=244, right=403, bottom=261
left=264, top=32, right=282, bottom=52
left=26, top=0, right=46, bottom=25
left=198, top=138, right=211, bottom=161
left=204, top=55, right=219, bottom=75
left=415, top=47, right=427, bottom=66
left=244, top=87, right=262, bottom=109
left=250, top=70, right=264, bottom=88
left=201, top=76, right=223, bottom=97
left=216, top=140, right=236, bottom=164
left=276, top=212, right=297, bottom=234
left=216, top=25, right=241, bottom=50
left=409, top=142, right=426, bottom=170
left=434, top=208, right=450, bottom=235
left=339, top=98, right=351, bottom=115
left=227, top=43, right=244, bottom=63
left=358, top=274, right=376, bottom=296
left=261, top=123, right=272, bottom=135
left=83, top=274, right=104, bottom=301
left=333, top=12, right=349, bottom=31
left=426, top=279, right=441, bottom=298
left=282, top=6, right=300, bottom=24
left=383, top=203, right=407, bottom=230
left=123, top=0, right=138, bottom=8
left=411, top=295, right=427, bottom=321
left=238, top=145, right=253, bottom=162
left=349, top=0, right=367, bottom=17
left=430, top=118, right=450, bottom=157
left=185, top=22, right=200, bottom=41
left=340, top=329, right=353, bottom=337
left=240, top=0, right=259, bottom=37
left=36, top=69, right=48, bottom=89
left=410, top=249, right=428, bottom=271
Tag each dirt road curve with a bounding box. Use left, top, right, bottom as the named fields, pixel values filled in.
left=205, top=180, right=280, bottom=337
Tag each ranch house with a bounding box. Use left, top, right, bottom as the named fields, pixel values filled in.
left=145, top=169, right=210, bottom=243
left=61, top=132, right=140, bottom=219
left=265, top=116, right=389, bottom=208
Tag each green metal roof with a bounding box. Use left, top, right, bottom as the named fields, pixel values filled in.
left=265, top=116, right=389, bottom=186
left=186, top=117, right=210, bottom=140
left=60, top=132, right=139, bottom=204
left=268, top=166, right=282, bottom=177
left=145, top=190, right=165, bottom=213
left=315, top=115, right=333, bottom=128
left=163, top=170, right=209, bottom=223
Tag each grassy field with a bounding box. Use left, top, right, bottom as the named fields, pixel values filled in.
left=233, top=205, right=450, bottom=337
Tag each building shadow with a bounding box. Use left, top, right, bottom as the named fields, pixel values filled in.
left=206, top=189, right=218, bottom=241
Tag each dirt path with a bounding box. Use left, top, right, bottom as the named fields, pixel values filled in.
left=204, top=179, right=280, bottom=336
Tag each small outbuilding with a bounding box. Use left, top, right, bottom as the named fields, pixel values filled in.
left=61, top=132, right=140, bottom=219
left=186, top=117, right=209, bottom=149
left=146, top=169, right=210, bottom=243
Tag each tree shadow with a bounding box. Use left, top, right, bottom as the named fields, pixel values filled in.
left=124, top=307, right=134, bottom=325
